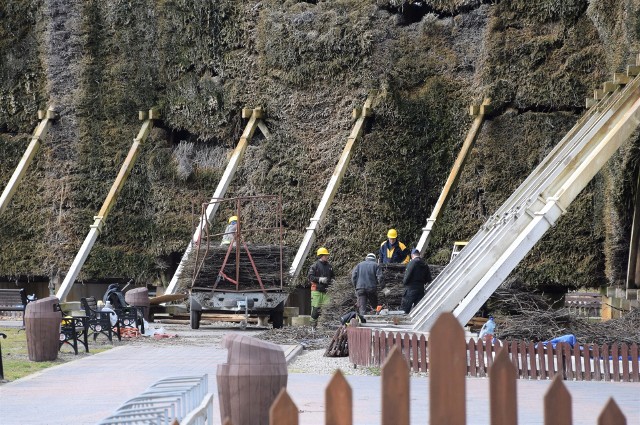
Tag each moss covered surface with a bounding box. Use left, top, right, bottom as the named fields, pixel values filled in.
left=1, top=1, right=640, bottom=291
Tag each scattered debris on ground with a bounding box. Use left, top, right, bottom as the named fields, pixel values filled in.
left=256, top=326, right=333, bottom=350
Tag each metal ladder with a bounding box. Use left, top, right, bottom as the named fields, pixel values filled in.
left=410, top=58, right=640, bottom=332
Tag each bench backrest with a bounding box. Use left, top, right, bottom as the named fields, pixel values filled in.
left=0, top=289, right=26, bottom=307
left=81, top=296, right=98, bottom=312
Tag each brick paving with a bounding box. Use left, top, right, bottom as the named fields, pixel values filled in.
left=0, top=335, right=638, bottom=424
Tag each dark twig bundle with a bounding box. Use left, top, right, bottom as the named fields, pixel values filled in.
left=176, top=245, right=293, bottom=293
left=496, top=307, right=640, bottom=345
left=317, top=263, right=444, bottom=328
left=257, top=326, right=334, bottom=350
left=324, top=326, right=349, bottom=357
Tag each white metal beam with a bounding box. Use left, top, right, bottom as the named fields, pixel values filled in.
left=452, top=88, right=640, bottom=326
left=165, top=108, right=268, bottom=295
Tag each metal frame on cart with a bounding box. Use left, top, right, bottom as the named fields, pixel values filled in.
left=189, top=195, right=287, bottom=329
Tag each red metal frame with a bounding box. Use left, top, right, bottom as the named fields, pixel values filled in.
left=191, top=195, right=284, bottom=295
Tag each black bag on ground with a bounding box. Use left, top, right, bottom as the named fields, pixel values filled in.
left=103, top=284, right=128, bottom=309
left=340, top=311, right=366, bottom=325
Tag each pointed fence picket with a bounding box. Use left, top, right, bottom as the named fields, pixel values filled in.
left=346, top=325, right=640, bottom=382
left=326, top=371, right=352, bottom=425
left=219, top=312, right=630, bottom=425
left=544, top=376, right=572, bottom=425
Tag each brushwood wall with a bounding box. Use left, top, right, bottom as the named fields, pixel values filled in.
left=1, top=0, right=640, bottom=291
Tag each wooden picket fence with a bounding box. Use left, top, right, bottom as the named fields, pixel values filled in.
left=347, top=325, right=640, bottom=382
left=262, top=313, right=628, bottom=424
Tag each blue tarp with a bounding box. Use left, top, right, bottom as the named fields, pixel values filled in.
left=536, top=334, right=577, bottom=349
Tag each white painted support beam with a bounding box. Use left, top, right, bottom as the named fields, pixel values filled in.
left=56, top=109, right=159, bottom=301
left=411, top=72, right=640, bottom=331
left=410, top=100, right=611, bottom=322
left=288, top=94, right=375, bottom=282
left=453, top=87, right=640, bottom=326
left=452, top=200, right=565, bottom=327
left=416, top=99, right=489, bottom=254
left=55, top=227, right=101, bottom=300
left=165, top=108, right=268, bottom=295
left=0, top=106, right=57, bottom=215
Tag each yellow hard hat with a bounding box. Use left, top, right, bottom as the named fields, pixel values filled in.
left=229, top=216, right=238, bottom=223
left=317, top=247, right=329, bottom=256
left=387, top=229, right=398, bottom=238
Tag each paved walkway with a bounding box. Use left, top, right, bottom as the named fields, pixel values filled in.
left=1, top=342, right=638, bottom=424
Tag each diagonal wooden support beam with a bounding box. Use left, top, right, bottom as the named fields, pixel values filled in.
left=165, top=107, right=269, bottom=295
left=416, top=98, right=490, bottom=254
left=0, top=106, right=58, bottom=215
left=288, top=92, right=377, bottom=282
left=56, top=108, right=160, bottom=301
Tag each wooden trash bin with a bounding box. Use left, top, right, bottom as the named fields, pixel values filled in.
left=125, top=287, right=149, bottom=321
left=217, top=334, right=287, bottom=425
left=25, top=296, right=61, bottom=362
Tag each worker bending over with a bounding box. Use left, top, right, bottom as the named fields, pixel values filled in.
left=352, top=253, right=384, bottom=316
left=379, top=228, right=410, bottom=264
left=308, top=247, right=335, bottom=328
left=400, top=248, right=432, bottom=314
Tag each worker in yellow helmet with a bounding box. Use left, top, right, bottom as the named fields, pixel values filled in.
left=220, top=216, right=238, bottom=246
left=307, top=247, right=335, bottom=328
left=378, top=228, right=410, bottom=264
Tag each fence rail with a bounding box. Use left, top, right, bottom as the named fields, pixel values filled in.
left=264, top=313, right=629, bottom=424
left=347, top=326, right=640, bottom=382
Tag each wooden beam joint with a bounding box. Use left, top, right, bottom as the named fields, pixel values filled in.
left=627, top=65, right=640, bottom=77
left=614, top=73, right=631, bottom=85
left=242, top=107, right=264, bottom=120
left=148, top=106, right=161, bottom=120
left=602, top=81, right=619, bottom=93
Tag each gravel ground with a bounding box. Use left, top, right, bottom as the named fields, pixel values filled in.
left=288, top=348, right=377, bottom=376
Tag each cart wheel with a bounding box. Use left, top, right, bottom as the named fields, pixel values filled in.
left=190, top=310, right=201, bottom=329
left=239, top=320, right=247, bottom=330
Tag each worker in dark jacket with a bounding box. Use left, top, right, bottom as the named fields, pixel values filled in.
left=351, top=253, right=384, bottom=315
left=379, top=228, right=410, bottom=264
left=400, top=248, right=432, bottom=314
left=307, top=247, right=335, bottom=328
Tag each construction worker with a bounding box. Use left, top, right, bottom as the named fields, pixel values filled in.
left=400, top=248, right=432, bottom=314
left=379, top=228, right=410, bottom=264
left=351, top=253, right=384, bottom=316
left=220, top=216, right=238, bottom=246
left=307, top=247, right=335, bottom=328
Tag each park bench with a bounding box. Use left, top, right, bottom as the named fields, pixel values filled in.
left=103, top=291, right=145, bottom=335
left=55, top=303, right=89, bottom=355
left=81, top=296, right=121, bottom=343
left=0, top=289, right=31, bottom=324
